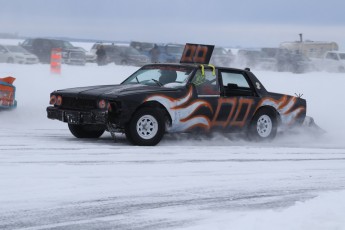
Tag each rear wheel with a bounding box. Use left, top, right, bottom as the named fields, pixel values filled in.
left=68, top=124, right=105, bottom=138
left=125, top=108, right=165, bottom=146
left=247, top=108, right=278, bottom=141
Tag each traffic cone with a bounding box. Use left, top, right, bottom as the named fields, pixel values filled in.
left=50, top=48, right=62, bottom=74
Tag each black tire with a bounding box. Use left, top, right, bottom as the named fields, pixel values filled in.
left=125, top=108, right=165, bottom=146
left=124, top=123, right=136, bottom=145
left=247, top=108, right=278, bottom=141
left=68, top=124, right=105, bottom=138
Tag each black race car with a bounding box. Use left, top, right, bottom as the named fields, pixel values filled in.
left=47, top=44, right=308, bottom=146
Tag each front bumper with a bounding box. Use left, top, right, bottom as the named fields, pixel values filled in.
left=47, top=106, right=107, bottom=124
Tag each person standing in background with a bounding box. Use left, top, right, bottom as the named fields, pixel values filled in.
left=149, top=44, right=160, bottom=63
left=96, top=45, right=107, bottom=66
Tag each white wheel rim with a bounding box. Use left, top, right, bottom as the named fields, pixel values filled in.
left=136, top=115, right=158, bottom=140
left=256, top=115, right=272, bottom=138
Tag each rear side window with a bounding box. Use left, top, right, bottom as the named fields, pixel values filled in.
left=220, top=71, right=254, bottom=97
left=221, top=72, right=250, bottom=88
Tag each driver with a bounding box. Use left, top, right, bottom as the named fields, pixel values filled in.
left=159, top=70, right=177, bottom=85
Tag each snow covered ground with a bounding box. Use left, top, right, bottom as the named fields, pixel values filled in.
left=1, top=41, right=345, bottom=229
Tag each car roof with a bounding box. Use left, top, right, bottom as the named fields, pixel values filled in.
left=143, top=63, right=250, bottom=73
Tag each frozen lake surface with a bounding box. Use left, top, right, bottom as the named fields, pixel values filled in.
left=1, top=59, right=345, bottom=229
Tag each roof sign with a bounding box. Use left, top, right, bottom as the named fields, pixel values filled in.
left=180, top=43, right=214, bottom=64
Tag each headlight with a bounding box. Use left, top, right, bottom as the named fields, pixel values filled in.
left=15, top=56, right=24, bottom=59
left=98, top=99, right=107, bottom=109
left=49, top=95, right=56, bottom=105
left=56, top=96, right=62, bottom=106
left=49, top=95, right=62, bottom=105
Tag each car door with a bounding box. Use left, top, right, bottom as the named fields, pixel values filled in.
left=190, top=67, right=221, bottom=130
left=216, top=69, right=260, bottom=132
left=33, top=39, right=52, bottom=63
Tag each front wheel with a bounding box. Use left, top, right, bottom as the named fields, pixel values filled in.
left=68, top=124, right=105, bottom=138
left=247, top=108, right=278, bottom=141
left=125, top=108, right=165, bottom=146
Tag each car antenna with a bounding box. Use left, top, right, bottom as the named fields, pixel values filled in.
left=295, top=93, right=303, bottom=98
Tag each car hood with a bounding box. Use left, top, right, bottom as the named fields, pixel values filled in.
left=12, top=52, right=37, bottom=57
left=63, top=47, right=84, bottom=52
left=54, top=84, right=178, bottom=98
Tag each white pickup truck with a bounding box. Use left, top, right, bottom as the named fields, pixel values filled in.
left=321, top=51, right=345, bottom=72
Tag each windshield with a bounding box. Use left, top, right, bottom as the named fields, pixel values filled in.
left=6, top=45, right=29, bottom=53
left=120, top=47, right=141, bottom=55
left=51, top=40, right=74, bottom=48
left=122, top=65, right=195, bottom=87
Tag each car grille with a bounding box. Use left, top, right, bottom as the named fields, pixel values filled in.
left=70, top=52, right=85, bottom=59
left=61, top=97, right=97, bottom=110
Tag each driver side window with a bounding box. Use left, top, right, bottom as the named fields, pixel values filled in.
left=192, top=69, right=219, bottom=96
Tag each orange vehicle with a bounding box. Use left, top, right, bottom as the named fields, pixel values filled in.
left=0, top=76, right=17, bottom=109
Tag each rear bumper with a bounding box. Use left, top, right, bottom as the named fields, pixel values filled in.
left=47, top=106, right=107, bottom=124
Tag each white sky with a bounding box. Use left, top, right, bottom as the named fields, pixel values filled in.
left=1, top=0, right=345, bottom=48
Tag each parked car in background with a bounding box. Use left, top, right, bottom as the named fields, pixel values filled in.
left=111, top=46, right=149, bottom=66
left=20, top=38, right=86, bottom=65
left=0, top=76, right=17, bottom=109
left=91, top=43, right=149, bottom=66
left=235, top=48, right=313, bottom=73
left=320, top=51, right=345, bottom=72
left=130, top=41, right=155, bottom=57
left=77, top=47, right=96, bottom=63
left=130, top=42, right=185, bottom=64
left=0, top=44, right=39, bottom=64
left=157, top=43, right=184, bottom=63
left=275, top=50, right=314, bottom=73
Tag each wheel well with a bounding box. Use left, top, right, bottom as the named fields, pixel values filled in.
left=254, top=106, right=281, bottom=124
left=135, top=101, right=172, bottom=125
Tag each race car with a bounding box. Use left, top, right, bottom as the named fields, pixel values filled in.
left=0, top=76, right=17, bottom=109
left=47, top=44, right=309, bottom=146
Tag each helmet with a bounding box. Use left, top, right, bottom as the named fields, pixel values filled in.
left=159, top=70, right=177, bottom=84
